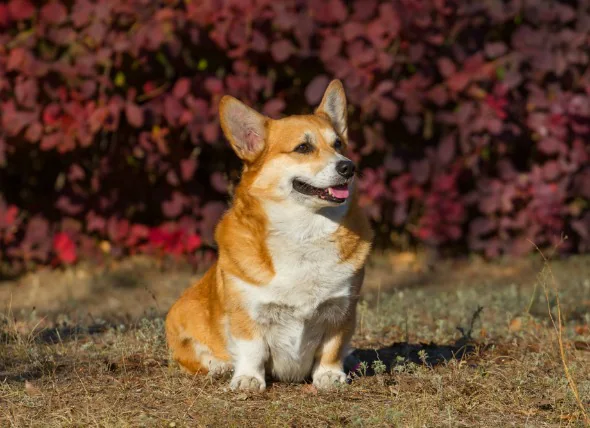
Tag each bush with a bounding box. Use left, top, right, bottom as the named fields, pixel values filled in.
left=0, top=0, right=588, bottom=274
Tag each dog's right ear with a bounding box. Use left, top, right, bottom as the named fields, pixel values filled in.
left=219, top=96, right=268, bottom=163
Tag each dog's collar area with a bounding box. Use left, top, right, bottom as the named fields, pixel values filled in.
left=292, top=179, right=350, bottom=203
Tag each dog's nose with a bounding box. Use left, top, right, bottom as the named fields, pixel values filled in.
left=336, top=160, right=356, bottom=179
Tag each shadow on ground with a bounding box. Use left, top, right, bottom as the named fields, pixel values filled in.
left=343, top=306, right=484, bottom=377
left=344, top=338, right=478, bottom=376
left=1, top=321, right=116, bottom=345
left=2, top=317, right=481, bottom=381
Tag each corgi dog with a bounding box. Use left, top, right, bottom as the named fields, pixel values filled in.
left=165, top=80, right=373, bottom=392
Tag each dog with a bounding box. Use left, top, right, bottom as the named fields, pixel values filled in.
left=165, top=79, right=373, bottom=391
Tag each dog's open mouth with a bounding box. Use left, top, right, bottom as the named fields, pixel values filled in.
left=292, top=179, right=350, bottom=203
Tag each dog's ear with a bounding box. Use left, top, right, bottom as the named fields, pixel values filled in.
left=315, top=79, right=348, bottom=139
left=219, top=96, right=268, bottom=162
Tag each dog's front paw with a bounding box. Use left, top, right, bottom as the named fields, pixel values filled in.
left=230, top=375, right=266, bottom=392
left=207, top=360, right=234, bottom=380
left=313, top=369, right=347, bottom=390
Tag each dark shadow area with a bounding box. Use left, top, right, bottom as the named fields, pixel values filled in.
left=33, top=323, right=112, bottom=344
left=1, top=368, right=45, bottom=383
left=0, top=319, right=148, bottom=345
left=0, top=363, right=69, bottom=383
left=2, top=307, right=487, bottom=386
left=344, top=338, right=479, bottom=376
left=0, top=322, right=113, bottom=345
left=345, top=306, right=486, bottom=376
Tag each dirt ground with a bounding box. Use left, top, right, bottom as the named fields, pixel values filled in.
left=1, top=251, right=589, bottom=427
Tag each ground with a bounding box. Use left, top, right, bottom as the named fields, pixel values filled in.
left=1, top=251, right=589, bottom=427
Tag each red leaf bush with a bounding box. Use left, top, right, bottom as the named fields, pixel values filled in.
left=0, top=0, right=589, bottom=274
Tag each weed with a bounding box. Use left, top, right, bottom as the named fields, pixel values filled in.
left=371, top=359, right=387, bottom=375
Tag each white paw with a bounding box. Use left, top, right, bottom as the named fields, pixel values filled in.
left=313, top=369, right=347, bottom=390
left=230, top=375, right=266, bottom=392
left=207, top=360, right=234, bottom=379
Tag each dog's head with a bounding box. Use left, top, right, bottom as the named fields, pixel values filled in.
left=219, top=80, right=355, bottom=209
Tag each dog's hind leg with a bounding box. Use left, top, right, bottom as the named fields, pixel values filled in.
left=166, top=324, right=233, bottom=377
left=165, top=265, right=232, bottom=376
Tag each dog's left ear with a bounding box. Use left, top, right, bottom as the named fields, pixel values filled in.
left=219, top=96, right=268, bottom=163
left=315, top=79, right=348, bottom=139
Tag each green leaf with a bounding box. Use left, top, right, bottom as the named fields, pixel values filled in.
left=156, top=52, right=174, bottom=79
left=114, top=71, right=126, bottom=87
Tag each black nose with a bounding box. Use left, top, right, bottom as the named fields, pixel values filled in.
left=336, top=160, right=356, bottom=179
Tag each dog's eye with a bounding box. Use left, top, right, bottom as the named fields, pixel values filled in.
left=333, top=138, right=343, bottom=150
left=293, top=143, right=313, bottom=154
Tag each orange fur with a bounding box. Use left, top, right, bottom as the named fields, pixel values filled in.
left=165, top=266, right=231, bottom=372
left=166, top=79, right=373, bottom=388
left=335, top=195, right=373, bottom=268
left=313, top=268, right=365, bottom=367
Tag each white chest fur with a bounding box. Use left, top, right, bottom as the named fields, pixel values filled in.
left=229, top=203, right=357, bottom=381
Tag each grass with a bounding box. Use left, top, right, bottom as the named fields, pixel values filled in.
left=1, top=252, right=589, bottom=427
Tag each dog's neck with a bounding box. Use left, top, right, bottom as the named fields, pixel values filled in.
left=231, top=182, right=353, bottom=243
left=262, top=197, right=350, bottom=242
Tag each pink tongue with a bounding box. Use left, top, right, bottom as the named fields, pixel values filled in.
left=329, top=185, right=350, bottom=199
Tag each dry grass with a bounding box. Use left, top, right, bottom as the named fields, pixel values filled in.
left=1, top=253, right=589, bottom=427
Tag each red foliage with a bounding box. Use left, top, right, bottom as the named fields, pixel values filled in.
left=0, top=0, right=589, bottom=274
left=53, top=232, right=77, bottom=264
left=148, top=226, right=202, bottom=256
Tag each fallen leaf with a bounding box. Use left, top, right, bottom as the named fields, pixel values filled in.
left=25, top=380, right=41, bottom=396
left=99, top=240, right=111, bottom=254
left=559, top=414, right=577, bottom=421
left=509, top=317, right=522, bottom=332
left=301, top=384, right=318, bottom=395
